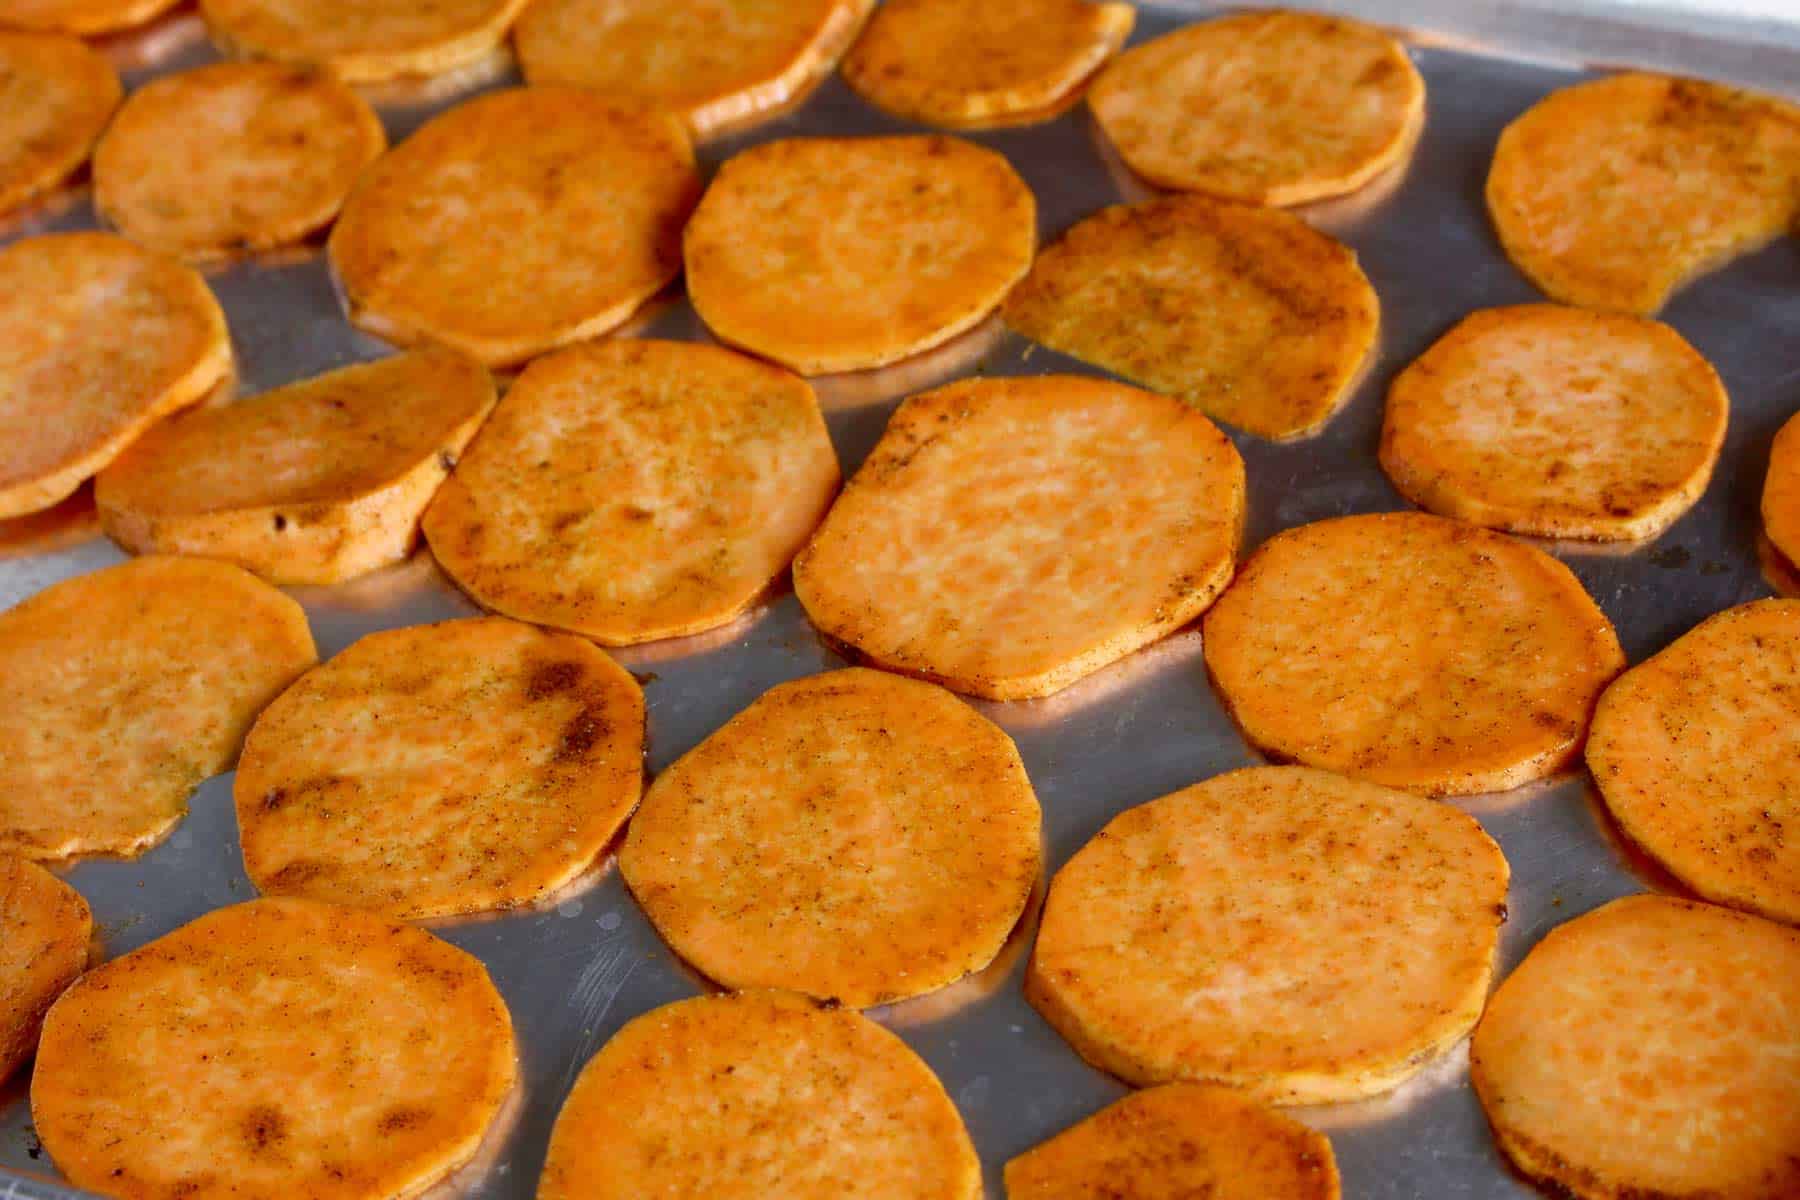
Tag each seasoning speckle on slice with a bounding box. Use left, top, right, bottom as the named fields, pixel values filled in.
left=0, top=32, right=119, bottom=218
left=0, top=855, right=89, bottom=1083
left=200, top=0, right=528, bottom=82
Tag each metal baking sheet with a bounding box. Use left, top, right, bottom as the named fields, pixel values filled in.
left=3, top=3, right=1798, bottom=1197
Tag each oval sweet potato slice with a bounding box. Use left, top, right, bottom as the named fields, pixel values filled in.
left=200, top=0, right=528, bottom=82
left=0, top=32, right=119, bottom=217
left=1762, top=411, right=1800, bottom=572
left=0, top=855, right=89, bottom=1083
left=2, top=0, right=178, bottom=34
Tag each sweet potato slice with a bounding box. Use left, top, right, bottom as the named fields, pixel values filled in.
left=200, top=0, right=528, bottom=82
left=1203, top=511, right=1623, bottom=796
left=1089, top=10, right=1423, bottom=204
left=1003, top=195, right=1378, bottom=440
left=0, top=32, right=119, bottom=217
left=538, top=989, right=978, bottom=1200
left=1027, top=766, right=1508, bottom=1101
left=1762, top=411, right=1800, bottom=571
left=0, top=856, right=89, bottom=1082
left=0, top=557, right=316, bottom=861
left=98, top=349, right=495, bottom=586
left=1381, top=304, right=1727, bottom=541
left=1487, top=73, right=1800, bottom=314
left=0, top=233, right=231, bottom=519
left=424, top=339, right=837, bottom=644
left=1, top=0, right=177, bottom=34
left=794, top=375, right=1245, bottom=699
left=1587, top=599, right=1800, bottom=925
left=1004, top=1083, right=1339, bottom=1200
left=328, top=88, right=699, bottom=367
left=32, top=897, right=517, bottom=1200
left=684, top=134, right=1035, bottom=374
left=622, top=668, right=1039, bottom=1007
left=236, top=617, right=644, bottom=920
left=1471, top=895, right=1800, bottom=1200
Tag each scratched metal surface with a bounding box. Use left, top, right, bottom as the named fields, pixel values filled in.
left=2, top=3, right=1798, bottom=1198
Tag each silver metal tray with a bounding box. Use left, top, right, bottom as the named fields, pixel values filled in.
left=4, top=3, right=1797, bottom=1197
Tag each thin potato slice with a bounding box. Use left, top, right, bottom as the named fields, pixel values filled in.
left=684, top=134, right=1034, bottom=374
left=1027, top=766, right=1509, bottom=1101
left=1471, top=895, right=1800, bottom=1200
left=515, top=0, right=869, bottom=140
left=1004, top=1084, right=1340, bottom=1200
left=236, top=617, right=645, bottom=920
left=1090, top=10, right=1424, bottom=204
left=329, top=88, right=699, bottom=368
left=0, top=557, right=316, bottom=861
left=1488, top=73, right=1800, bottom=315
left=1003, top=195, right=1378, bottom=440
left=0, top=32, right=119, bottom=217
left=794, top=375, right=1245, bottom=700
left=0, top=233, right=231, bottom=519
left=622, top=668, right=1039, bottom=1007
left=0, top=856, right=89, bottom=1082
left=1, top=0, right=177, bottom=35
left=539, top=989, right=979, bottom=1200
left=93, top=62, right=385, bottom=263
left=842, top=0, right=1133, bottom=130
left=1587, top=600, right=1800, bottom=925
left=424, top=339, right=837, bottom=644
left=200, top=0, right=528, bottom=82
left=97, top=349, right=496, bottom=586
left=33, top=897, right=517, bottom=1200
left=1380, top=305, right=1728, bottom=541
left=1203, top=512, right=1623, bottom=796
left=1762, top=411, right=1800, bottom=570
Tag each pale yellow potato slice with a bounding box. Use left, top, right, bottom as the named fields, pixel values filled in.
left=794, top=375, right=1245, bottom=700
left=842, top=0, right=1133, bottom=129
left=1, top=0, right=178, bottom=35
left=200, top=0, right=529, bottom=82
left=0, top=856, right=89, bottom=1082
left=97, top=349, right=495, bottom=586
left=33, top=897, right=516, bottom=1200
left=1587, top=599, right=1800, bottom=925
left=93, top=62, right=385, bottom=263
left=236, top=617, right=644, bottom=920
left=1090, top=9, right=1424, bottom=204
left=1203, top=512, right=1623, bottom=796
left=1762, top=410, right=1800, bottom=571
left=1004, top=1083, right=1340, bottom=1200
left=515, top=0, right=870, bottom=139
left=329, top=88, right=699, bottom=367
left=0, top=32, right=119, bottom=217
left=684, top=134, right=1035, bottom=374
left=424, top=339, right=838, bottom=644
left=1488, top=73, right=1800, bottom=315
left=622, top=668, right=1039, bottom=1007
left=1381, top=304, right=1728, bottom=541
left=1003, top=194, right=1379, bottom=439
left=538, top=989, right=979, bottom=1200
left=1472, top=895, right=1800, bottom=1200
left=0, top=233, right=231, bottom=519
left=0, top=557, right=316, bottom=861
left=1028, top=766, right=1509, bottom=1101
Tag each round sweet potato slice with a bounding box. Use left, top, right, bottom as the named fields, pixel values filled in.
left=0, top=855, right=89, bottom=1083
left=329, top=87, right=699, bottom=367
left=1471, top=894, right=1800, bottom=1200
left=1004, top=1083, right=1340, bottom=1200
left=0, top=232, right=231, bottom=519
left=1027, top=766, right=1509, bottom=1101
left=97, top=349, right=496, bottom=586
left=794, top=375, right=1245, bottom=700
left=1587, top=599, right=1800, bottom=925
left=32, top=897, right=517, bottom=1200
left=622, top=668, right=1039, bottom=1007
left=684, top=134, right=1035, bottom=374
left=236, top=617, right=644, bottom=920
left=538, top=989, right=979, bottom=1200
left=0, top=32, right=119, bottom=217
left=200, top=0, right=528, bottom=82
left=515, top=0, right=869, bottom=139
left=1089, top=10, right=1423, bottom=204
left=1203, top=512, right=1624, bottom=796
left=1762, top=410, right=1800, bottom=571
left=1380, top=304, right=1728, bottom=541
left=0, top=557, right=316, bottom=861
left=1002, top=195, right=1378, bottom=440
left=1, top=0, right=178, bottom=34
left=1487, top=73, right=1800, bottom=315
left=842, top=0, right=1133, bottom=129
left=424, top=338, right=838, bottom=644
